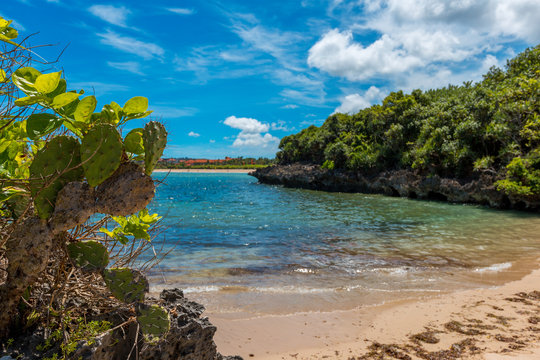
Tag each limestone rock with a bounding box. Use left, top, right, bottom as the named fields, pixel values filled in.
left=250, top=163, right=539, bottom=210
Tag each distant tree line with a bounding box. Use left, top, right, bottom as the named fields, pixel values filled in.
left=276, top=45, right=540, bottom=198
left=156, top=157, right=274, bottom=169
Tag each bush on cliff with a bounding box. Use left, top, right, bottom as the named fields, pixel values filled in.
left=276, top=45, right=540, bottom=199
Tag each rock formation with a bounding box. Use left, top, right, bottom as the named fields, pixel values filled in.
left=251, top=163, right=540, bottom=210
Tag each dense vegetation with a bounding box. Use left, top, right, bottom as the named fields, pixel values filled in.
left=0, top=16, right=171, bottom=357
left=277, top=46, right=540, bottom=198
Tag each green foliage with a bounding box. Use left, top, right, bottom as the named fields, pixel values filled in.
left=1, top=15, right=170, bottom=343
left=143, top=121, right=167, bottom=175
left=103, top=268, right=149, bottom=303
left=124, top=128, right=145, bottom=155
left=67, top=240, right=109, bottom=272
left=37, top=312, right=111, bottom=360
left=80, top=124, right=123, bottom=187
left=277, top=45, right=540, bottom=198
left=321, top=160, right=334, bottom=170
left=26, top=113, right=63, bottom=140
left=137, top=305, right=170, bottom=341
left=29, top=136, right=83, bottom=218
left=100, top=209, right=161, bottom=245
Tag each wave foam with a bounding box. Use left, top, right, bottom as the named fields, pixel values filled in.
left=474, top=262, right=512, bottom=273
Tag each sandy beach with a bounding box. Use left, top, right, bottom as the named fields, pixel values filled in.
left=153, top=168, right=254, bottom=173
left=210, top=260, right=540, bottom=359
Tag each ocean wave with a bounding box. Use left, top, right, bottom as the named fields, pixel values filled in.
left=473, top=262, right=512, bottom=273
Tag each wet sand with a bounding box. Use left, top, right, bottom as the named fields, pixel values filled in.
left=210, top=260, right=540, bottom=359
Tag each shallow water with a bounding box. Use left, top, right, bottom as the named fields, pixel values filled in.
left=147, top=173, right=540, bottom=315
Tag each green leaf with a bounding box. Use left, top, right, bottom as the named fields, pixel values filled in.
left=81, top=124, right=123, bottom=187
left=57, top=98, right=80, bottom=119
left=26, top=113, right=63, bottom=140
left=74, top=96, right=97, bottom=123
left=34, top=71, right=61, bottom=94
left=14, top=95, right=49, bottom=106
left=67, top=240, right=109, bottom=272
left=0, top=26, right=18, bottom=40
left=101, top=104, right=119, bottom=124
left=46, top=78, right=67, bottom=98
left=124, top=128, right=144, bottom=154
left=110, top=101, right=123, bottom=115
left=125, top=110, right=153, bottom=121
left=52, top=92, right=80, bottom=109
left=62, top=119, right=84, bottom=137
left=12, top=67, right=42, bottom=95
left=29, top=136, right=83, bottom=218
left=103, top=268, right=148, bottom=303
left=0, top=69, right=7, bottom=83
left=123, top=96, right=148, bottom=114
left=0, top=139, right=12, bottom=153
left=137, top=305, right=170, bottom=339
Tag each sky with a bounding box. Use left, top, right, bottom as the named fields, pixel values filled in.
left=3, top=0, right=540, bottom=158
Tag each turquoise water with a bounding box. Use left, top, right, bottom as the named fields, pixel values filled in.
left=148, top=172, right=540, bottom=314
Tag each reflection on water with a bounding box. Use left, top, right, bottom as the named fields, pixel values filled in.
left=147, top=173, right=540, bottom=315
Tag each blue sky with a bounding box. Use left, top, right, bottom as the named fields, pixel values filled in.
left=3, top=0, right=540, bottom=158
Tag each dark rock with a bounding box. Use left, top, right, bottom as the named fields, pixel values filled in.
left=250, top=163, right=540, bottom=210
left=2, top=289, right=242, bottom=360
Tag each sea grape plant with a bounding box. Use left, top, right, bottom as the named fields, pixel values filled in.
left=0, top=16, right=169, bottom=341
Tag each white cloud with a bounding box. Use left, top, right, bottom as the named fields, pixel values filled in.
left=89, top=5, right=130, bottom=27
left=271, top=120, right=294, bottom=132
left=282, top=104, right=299, bottom=109
left=167, top=8, right=196, bottom=15
left=231, top=22, right=305, bottom=71
left=308, top=29, right=423, bottom=81
left=233, top=133, right=279, bottom=147
left=224, top=116, right=269, bottom=133
left=334, top=86, right=384, bottom=114
left=310, top=0, right=540, bottom=89
left=188, top=131, right=200, bottom=137
left=209, top=139, right=216, bottom=143
left=494, top=0, right=540, bottom=42
left=97, top=30, right=164, bottom=60
left=224, top=116, right=280, bottom=148
left=107, top=61, right=144, bottom=75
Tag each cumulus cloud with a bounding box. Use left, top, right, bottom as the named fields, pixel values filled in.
left=309, top=0, right=540, bottom=88
left=89, top=5, right=130, bottom=27
left=334, top=86, right=384, bottom=114
left=224, top=116, right=269, bottom=133
left=97, top=30, right=164, bottom=60
left=308, top=29, right=422, bottom=81
left=188, top=131, right=200, bottom=137
left=224, top=116, right=279, bottom=148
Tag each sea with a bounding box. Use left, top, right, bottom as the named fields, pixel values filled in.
left=146, top=172, right=540, bottom=315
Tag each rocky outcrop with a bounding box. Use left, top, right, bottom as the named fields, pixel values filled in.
left=2, top=289, right=242, bottom=360
left=250, top=164, right=540, bottom=210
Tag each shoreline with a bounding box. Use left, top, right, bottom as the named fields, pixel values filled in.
left=210, top=259, right=540, bottom=359
left=153, top=168, right=254, bottom=173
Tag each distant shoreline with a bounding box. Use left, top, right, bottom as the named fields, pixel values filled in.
left=153, top=169, right=253, bottom=173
